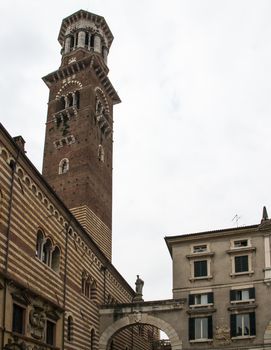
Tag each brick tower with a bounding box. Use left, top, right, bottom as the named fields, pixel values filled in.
left=42, top=10, right=120, bottom=261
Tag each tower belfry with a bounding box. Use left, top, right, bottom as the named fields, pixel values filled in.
left=42, top=10, right=120, bottom=260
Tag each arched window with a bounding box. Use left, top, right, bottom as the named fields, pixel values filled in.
left=51, top=246, right=60, bottom=272
left=42, top=238, right=52, bottom=266
left=98, top=145, right=104, bottom=162
left=70, top=35, right=74, bottom=50
left=67, top=315, right=73, bottom=341
left=36, top=230, right=44, bottom=259
left=85, top=278, right=91, bottom=298
left=59, top=96, right=65, bottom=111
left=90, top=329, right=95, bottom=350
left=67, top=94, right=73, bottom=108
left=59, top=158, right=69, bottom=174
left=90, top=280, right=98, bottom=301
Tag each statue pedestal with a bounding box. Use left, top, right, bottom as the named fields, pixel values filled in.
left=133, top=294, right=144, bottom=302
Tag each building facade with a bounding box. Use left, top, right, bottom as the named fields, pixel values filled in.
left=165, top=213, right=271, bottom=349
left=0, top=9, right=157, bottom=350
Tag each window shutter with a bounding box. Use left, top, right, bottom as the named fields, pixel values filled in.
left=249, top=287, right=255, bottom=299
left=249, top=312, right=256, bottom=336
left=207, top=292, right=214, bottom=304
left=242, top=256, right=249, bottom=271
left=230, top=314, right=236, bottom=337
left=189, top=294, right=195, bottom=305
left=207, top=316, right=213, bottom=339
left=189, top=318, right=195, bottom=340
left=202, top=261, right=207, bottom=276
left=235, top=256, right=242, bottom=272
left=230, top=290, right=236, bottom=301
left=194, top=261, right=200, bottom=277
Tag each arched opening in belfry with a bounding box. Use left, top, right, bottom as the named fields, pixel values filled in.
left=99, top=314, right=182, bottom=350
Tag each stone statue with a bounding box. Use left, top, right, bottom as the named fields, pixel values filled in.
left=134, top=275, right=144, bottom=302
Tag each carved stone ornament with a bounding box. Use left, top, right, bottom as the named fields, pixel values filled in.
left=29, top=305, right=46, bottom=340
left=4, top=337, right=26, bottom=350
left=129, top=311, right=142, bottom=324
left=214, top=325, right=231, bottom=345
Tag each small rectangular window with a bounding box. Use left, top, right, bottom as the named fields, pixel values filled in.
left=234, top=240, right=248, bottom=248
left=193, top=245, right=207, bottom=253
left=12, top=304, right=25, bottom=334
left=189, top=292, right=213, bottom=306
left=194, top=260, right=208, bottom=277
left=230, top=287, right=255, bottom=302
left=235, top=255, right=249, bottom=273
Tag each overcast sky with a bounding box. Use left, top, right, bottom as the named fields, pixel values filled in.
left=1, top=0, right=271, bottom=301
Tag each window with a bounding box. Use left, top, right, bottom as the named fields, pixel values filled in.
left=42, top=238, right=52, bottom=266
left=235, top=255, right=249, bottom=273
left=193, top=245, right=207, bottom=253
left=90, top=328, right=95, bottom=350
left=189, top=316, right=212, bottom=341
left=231, top=312, right=256, bottom=337
left=194, top=260, right=208, bottom=277
left=36, top=230, right=44, bottom=259
left=36, top=232, right=60, bottom=271
left=59, top=158, right=69, bottom=174
left=189, top=292, right=213, bottom=306
left=82, top=272, right=97, bottom=300
left=51, top=246, right=60, bottom=272
left=67, top=316, right=73, bottom=341
left=234, top=240, right=248, bottom=248
left=230, top=288, right=255, bottom=302
left=46, top=320, right=55, bottom=345
left=12, top=304, right=25, bottom=334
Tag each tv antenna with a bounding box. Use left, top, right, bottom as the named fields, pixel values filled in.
left=232, top=214, right=241, bottom=227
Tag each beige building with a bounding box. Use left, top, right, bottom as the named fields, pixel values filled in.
left=165, top=212, right=271, bottom=349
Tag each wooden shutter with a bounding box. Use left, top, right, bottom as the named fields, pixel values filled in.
left=207, top=316, right=213, bottom=339
left=189, top=294, right=195, bottom=305
left=249, top=312, right=256, bottom=336
left=230, top=314, right=236, bottom=337
left=230, top=290, right=236, bottom=301
left=249, top=287, right=255, bottom=299
left=189, top=318, right=195, bottom=340
left=207, top=292, right=214, bottom=304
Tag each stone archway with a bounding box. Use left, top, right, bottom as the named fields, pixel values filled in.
left=99, top=313, right=182, bottom=350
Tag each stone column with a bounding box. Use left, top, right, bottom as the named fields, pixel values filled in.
left=65, top=96, right=69, bottom=109
left=94, top=34, right=101, bottom=53
left=64, top=37, right=71, bottom=54
left=78, top=31, right=86, bottom=48
left=264, top=234, right=271, bottom=281
left=72, top=92, right=76, bottom=107
left=102, top=46, right=108, bottom=64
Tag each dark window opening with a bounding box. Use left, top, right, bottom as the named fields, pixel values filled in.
left=75, top=90, right=80, bottom=109
left=235, top=255, right=249, bottom=273
left=90, top=35, right=95, bottom=48
left=194, top=260, right=208, bottom=277
left=46, top=320, right=55, bottom=345
left=70, top=36, right=74, bottom=49
left=12, top=304, right=24, bottom=334
left=67, top=316, right=73, bottom=341
left=85, top=32, right=90, bottom=47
